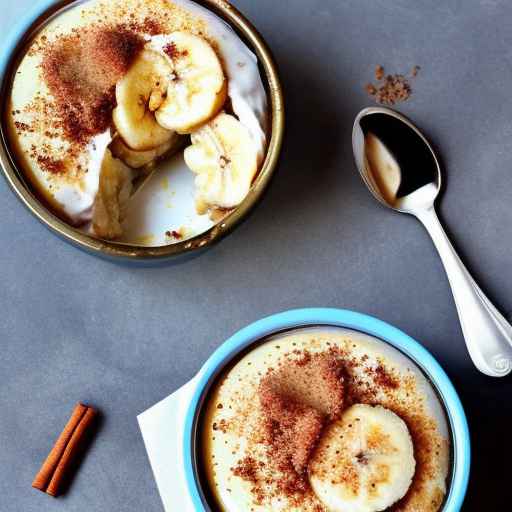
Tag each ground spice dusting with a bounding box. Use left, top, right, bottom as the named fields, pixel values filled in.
left=232, top=456, right=260, bottom=482
left=252, top=353, right=345, bottom=497
left=365, top=64, right=420, bottom=105
left=262, top=351, right=345, bottom=419
left=372, top=364, right=399, bottom=390
left=14, top=121, right=32, bottom=133
left=126, top=16, right=163, bottom=35
left=232, top=457, right=266, bottom=505
left=163, top=42, right=178, bottom=59
left=163, top=42, right=189, bottom=60
left=41, top=25, right=144, bottom=145
left=37, top=156, right=66, bottom=175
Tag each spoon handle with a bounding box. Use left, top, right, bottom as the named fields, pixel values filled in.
left=415, top=207, right=512, bottom=377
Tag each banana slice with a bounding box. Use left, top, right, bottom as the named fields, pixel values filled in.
left=184, top=113, right=258, bottom=214
left=309, top=404, right=415, bottom=512
left=154, top=32, right=227, bottom=133
left=92, top=149, right=134, bottom=239
left=112, top=50, right=175, bottom=151
left=109, top=133, right=181, bottom=169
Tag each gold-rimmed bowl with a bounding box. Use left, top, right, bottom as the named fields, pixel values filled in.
left=0, top=0, right=284, bottom=261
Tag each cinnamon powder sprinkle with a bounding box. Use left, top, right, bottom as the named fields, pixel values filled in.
left=255, top=352, right=345, bottom=495
left=163, top=42, right=189, bottom=60
left=232, top=457, right=266, bottom=505
left=37, top=156, right=66, bottom=175
left=41, top=25, right=144, bottom=145
left=126, top=16, right=163, bottom=36
left=232, top=456, right=261, bottom=483
left=14, top=121, right=32, bottom=133
left=372, top=363, right=399, bottom=390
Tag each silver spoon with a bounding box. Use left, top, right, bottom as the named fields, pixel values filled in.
left=352, top=106, right=512, bottom=377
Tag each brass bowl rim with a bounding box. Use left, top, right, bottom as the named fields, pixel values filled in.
left=0, top=0, right=284, bottom=261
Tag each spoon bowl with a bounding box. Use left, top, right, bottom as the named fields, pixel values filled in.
left=353, top=106, right=512, bottom=377
left=353, top=107, right=441, bottom=214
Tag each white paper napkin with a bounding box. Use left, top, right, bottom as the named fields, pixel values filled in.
left=138, top=376, right=200, bottom=512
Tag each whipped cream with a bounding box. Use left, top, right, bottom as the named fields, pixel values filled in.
left=53, top=131, right=112, bottom=224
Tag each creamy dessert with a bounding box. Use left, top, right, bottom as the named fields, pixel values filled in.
left=201, top=328, right=451, bottom=512
left=7, top=0, right=268, bottom=243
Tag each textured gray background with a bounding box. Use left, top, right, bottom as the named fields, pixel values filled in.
left=1, top=0, right=511, bottom=510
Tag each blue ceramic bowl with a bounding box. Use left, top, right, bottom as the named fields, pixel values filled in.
left=183, top=308, right=470, bottom=511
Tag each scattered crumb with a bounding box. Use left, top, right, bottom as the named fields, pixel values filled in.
left=165, top=229, right=183, bottom=240
left=36, top=156, right=66, bottom=174
left=163, top=41, right=188, bottom=60
left=365, top=64, right=420, bottom=105
left=365, top=83, right=377, bottom=96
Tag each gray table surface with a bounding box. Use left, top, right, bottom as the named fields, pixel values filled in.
left=1, top=0, right=511, bottom=510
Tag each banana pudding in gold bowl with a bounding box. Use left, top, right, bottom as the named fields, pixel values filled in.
left=1, top=0, right=283, bottom=260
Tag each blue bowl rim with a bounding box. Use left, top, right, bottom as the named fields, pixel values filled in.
left=0, top=0, right=58, bottom=77
left=184, top=308, right=470, bottom=511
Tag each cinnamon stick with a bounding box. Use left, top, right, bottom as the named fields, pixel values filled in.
left=32, top=403, right=97, bottom=496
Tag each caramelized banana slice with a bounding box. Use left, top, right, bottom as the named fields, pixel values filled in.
left=154, top=32, right=227, bottom=134
left=92, top=149, right=134, bottom=239
left=309, top=404, right=415, bottom=512
left=109, top=133, right=181, bottom=169
left=183, top=113, right=258, bottom=214
left=112, top=50, right=174, bottom=151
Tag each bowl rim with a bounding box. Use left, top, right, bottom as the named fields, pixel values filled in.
left=0, top=0, right=284, bottom=261
left=183, top=308, right=471, bottom=512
